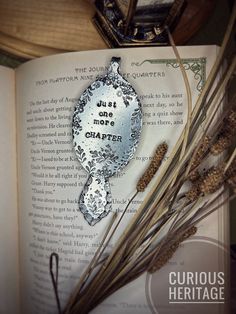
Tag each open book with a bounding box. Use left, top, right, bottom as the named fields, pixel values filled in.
left=0, top=46, right=228, bottom=314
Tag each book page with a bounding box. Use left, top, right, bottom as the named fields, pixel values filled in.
left=16, top=46, right=224, bottom=314
left=0, top=66, right=20, bottom=313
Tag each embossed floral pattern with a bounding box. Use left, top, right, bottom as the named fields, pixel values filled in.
left=72, top=57, right=142, bottom=225
left=90, top=144, right=119, bottom=165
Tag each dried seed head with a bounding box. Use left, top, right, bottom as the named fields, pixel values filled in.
left=210, top=132, right=234, bottom=155
left=222, top=110, right=236, bottom=137
left=226, top=109, right=236, bottom=128
left=189, top=136, right=211, bottom=172
left=148, top=226, right=197, bottom=273
left=137, top=142, right=168, bottom=192
left=182, top=226, right=197, bottom=239
left=148, top=249, right=174, bottom=273
left=185, top=175, right=203, bottom=202
left=188, top=169, right=201, bottom=182
left=185, top=184, right=201, bottom=202
left=199, top=164, right=225, bottom=195
left=210, top=109, right=236, bottom=155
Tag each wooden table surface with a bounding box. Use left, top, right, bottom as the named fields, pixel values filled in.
left=0, top=0, right=106, bottom=59
left=0, top=0, right=221, bottom=60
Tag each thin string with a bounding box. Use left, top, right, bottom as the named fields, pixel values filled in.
left=50, top=252, right=62, bottom=314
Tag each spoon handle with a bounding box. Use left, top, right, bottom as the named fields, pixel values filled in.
left=79, top=175, right=112, bottom=226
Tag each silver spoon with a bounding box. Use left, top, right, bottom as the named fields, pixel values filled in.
left=72, top=57, right=142, bottom=225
